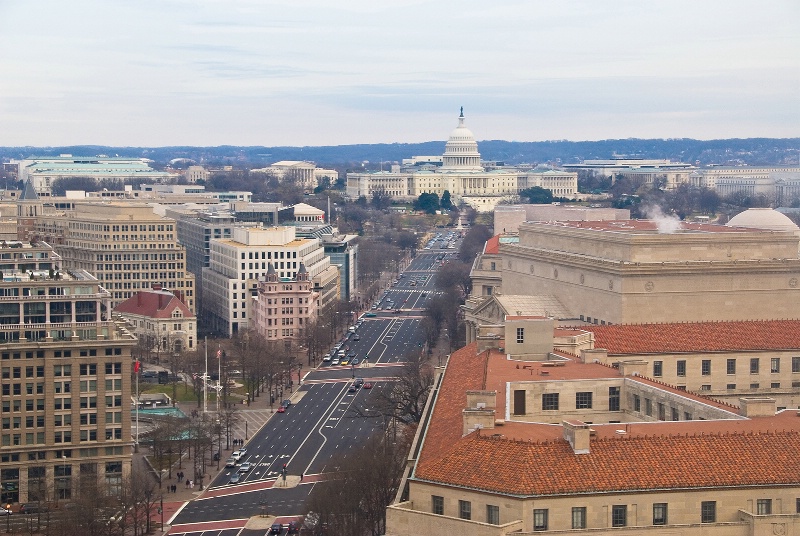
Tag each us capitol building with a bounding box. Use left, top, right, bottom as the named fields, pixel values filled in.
left=345, top=109, right=577, bottom=211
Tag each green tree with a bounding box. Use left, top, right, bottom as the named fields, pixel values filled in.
left=519, top=186, right=553, bottom=204
left=440, top=190, right=453, bottom=209
left=414, top=192, right=440, bottom=214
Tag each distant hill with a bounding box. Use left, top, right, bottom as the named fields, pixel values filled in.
left=2, top=138, right=798, bottom=168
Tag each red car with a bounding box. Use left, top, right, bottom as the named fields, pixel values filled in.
left=277, top=406, right=285, bottom=413
left=363, top=382, right=372, bottom=389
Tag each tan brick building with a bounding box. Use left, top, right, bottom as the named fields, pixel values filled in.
left=386, top=319, right=800, bottom=535
left=0, top=241, right=137, bottom=505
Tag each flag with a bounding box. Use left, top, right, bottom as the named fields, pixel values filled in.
left=134, top=360, right=141, bottom=373
left=216, top=349, right=222, bottom=359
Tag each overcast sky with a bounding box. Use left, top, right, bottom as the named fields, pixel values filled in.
left=1, top=0, right=798, bottom=147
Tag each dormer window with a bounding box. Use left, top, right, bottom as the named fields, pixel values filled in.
left=172, top=310, right=182, bottom=319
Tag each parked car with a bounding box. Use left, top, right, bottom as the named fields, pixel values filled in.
left=364, top=312, right=377, bottom=317
left=281, top=399, right=292, bottom=408
left=322, top=353, right=331, bottom=362
left=229, top=473, right=241, bottom=484
left=354, top=377, right=364, bottom=386
left=331, top=358, right=340, bottom=365
left=270, top=522, right=283, bottom=534
left=237, top=462, right=252, bottom=473
left=225, top=457, right=238, bottom=467
left=277, top=405, right=286, bottom=413
left=363, top=382, right=373, bottom=389
left=351, top=358, right=359, bottom=366
left=0, top=507, right=10, bottom=516
left=353, top=334, right=360, bottom=341
left=348, top=384, right=357, bottom=393
left=287, top=520, right=300, bottom=534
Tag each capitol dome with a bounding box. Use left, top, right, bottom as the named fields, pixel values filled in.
left=726, top=208, right=800, bottom=232
left=441, top=108, right=484, bottom=172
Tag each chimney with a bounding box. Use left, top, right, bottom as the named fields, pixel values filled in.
left=462, top=390, right=497, bottom=436
left=563, top=420, right=591, bottom=454
left=739, top=397, right=776, bottom=417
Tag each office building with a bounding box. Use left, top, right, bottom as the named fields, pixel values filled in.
left=250, top=263, right=318, bottom=343
left=202, top=226, right=339, bottom=336
left=386, top=318, right=800, bottom=536
left=0, top=241, right=136, bottom=505
left=20, top=201, right=196, bottom=313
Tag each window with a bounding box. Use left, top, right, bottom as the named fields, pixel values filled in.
left=487, top=504, right=500, bottom=525
left=700, top=384, right=711, bottom=391
left=645, top=398, right=652, bottom=416
left=757, top=499, right=772, bottom=515
left=612, top=505, right=627, bottom=527
left=750, top=358, right=759, bottom=374
left=516, top=327, right=524, bottom=344
left=576, top=392, right=592, bottom=409
left=572, top=507, right=587, bottom=529
left=633, top=394, right=640, bottom=412
left=653, top=361, right=663, bottom=377
left=701, top=501, right=716, bottom=523
left=533, top=509, right=548, bottom=531
left=727, top=383, right=736, bottom=390
left=432, top=495, right=443, bottom=515
left=658, top=402, right=666, bottom=420
left=772, top=382, right=781, bottom=389
left=793, top=357, right=800, bottom=373
left=727, top=359, right=736, bottom=375
left=751, top=382, right=760, bottom=389
left=771, top=358, right=780, bottom=374
left=671, top=407, right=679, bottom=421
left=677, top=360, right=686, bottom=377
left=608, top=386, right=620, bottom=411
left=458, top=500, right=471, bottom=520
left=542, top=393, right=559, bottom=410
left=702, top=360, right=711, bottom=375
left=653, top=503, right=668, bottom=525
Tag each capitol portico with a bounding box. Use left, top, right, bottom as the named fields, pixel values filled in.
left=346, top=109, right=577, bottom=211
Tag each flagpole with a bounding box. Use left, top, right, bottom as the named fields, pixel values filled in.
left=135, top=360, right=140, bottom=452
left=216, top=346, right=221, bottom=414
left=204, top=336, right=208, bottom=415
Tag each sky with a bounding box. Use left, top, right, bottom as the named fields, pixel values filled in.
left=1, top=0, right=798, bottom=147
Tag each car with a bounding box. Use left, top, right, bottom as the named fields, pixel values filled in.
left=331, top=358, right=340, bottom=365
left=19, top=504, right=48, bottom=515
left=371, top=304, right=378, bottom=309
left=393, top=308, right=402, bottom=313
left=0, top=507, right=10, bottom=516
left=281, top=399, right=292, bottom=408
left=353, top=334, right=360, bottom=341
left=277, top=405, right=285, bottom=413
left=322, top=353, right=331, bottom=362
left=348, top=384, right=357, bottom=393
left=270, top=523, right=283, bottom=534
left=347, top=352, right=356, bottom=358
left=364, top=313, right=376, bottom=317
left=340, top=359, right=349, bottom=366
left=351, top=358, right=359, bottom=366
left=287, top=520, right=300, bottom=534
left=354, top=377, right=364, bottom=386
left=226, top=457, right=238, bottom=467
left=363, top=382, right=372, bottom=389
left=229, top=473, right=241, bottom=484
left=237, top=462, right=252, bottom=473
left=213, top=450, right=221, bottom=461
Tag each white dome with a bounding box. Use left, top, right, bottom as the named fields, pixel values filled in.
left=726, top=208, right=800, bottom=232
left=441, top=108, right=483, bottom=171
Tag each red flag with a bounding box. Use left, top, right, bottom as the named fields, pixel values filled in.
left=134, top=360, right=141, bottom=373
left=216, top=349, right=222, bottom=359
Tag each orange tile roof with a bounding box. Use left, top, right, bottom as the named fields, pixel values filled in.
left=415, top=339, right=800, bottom=496
left=583, top=320, right=800, bottom=354
left=415, top=428, right=800, bottom=496
left=114, top=289, right=193, bottom=319
left=483, top=234, right=501, bottom=254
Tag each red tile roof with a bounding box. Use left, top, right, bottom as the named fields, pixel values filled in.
left=415, top=339, right=800, bottom=496
left=415, top=428, right=800, bottom=496
left=114, top=290, right=193, bottom=319
left=583, top=320, right=800, bottom=354
left=483, top=235, right=501, bottom=254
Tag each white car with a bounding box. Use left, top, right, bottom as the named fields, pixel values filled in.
left=322, top=354, right=331, bottom=362
left=332, top=358, right=340, bottom=365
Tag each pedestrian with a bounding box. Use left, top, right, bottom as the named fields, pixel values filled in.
left=185, top=480, right=189, bottom=489
left=174, top=484, right=177, bottom=493
left=300, top=473, right=303, bottom=482
left=190, top=480, right=194, bottom=489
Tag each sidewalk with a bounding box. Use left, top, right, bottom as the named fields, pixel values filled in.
left=136, top=380, right=305, bottom=534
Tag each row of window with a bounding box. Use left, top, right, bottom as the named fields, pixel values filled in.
left=656, top=357, right=800, bottom=378
left=437, top=498, right=776, bottom=528
left=3, top=427, right=124, bottom=446
left=241, top=251, right=298, bottom=260
left=0, top=446, right=124, bottom=464
left=539, top=389, right=620, bottom=412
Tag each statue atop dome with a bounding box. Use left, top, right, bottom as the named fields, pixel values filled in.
left=460, top=106, right=464, bottom=117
